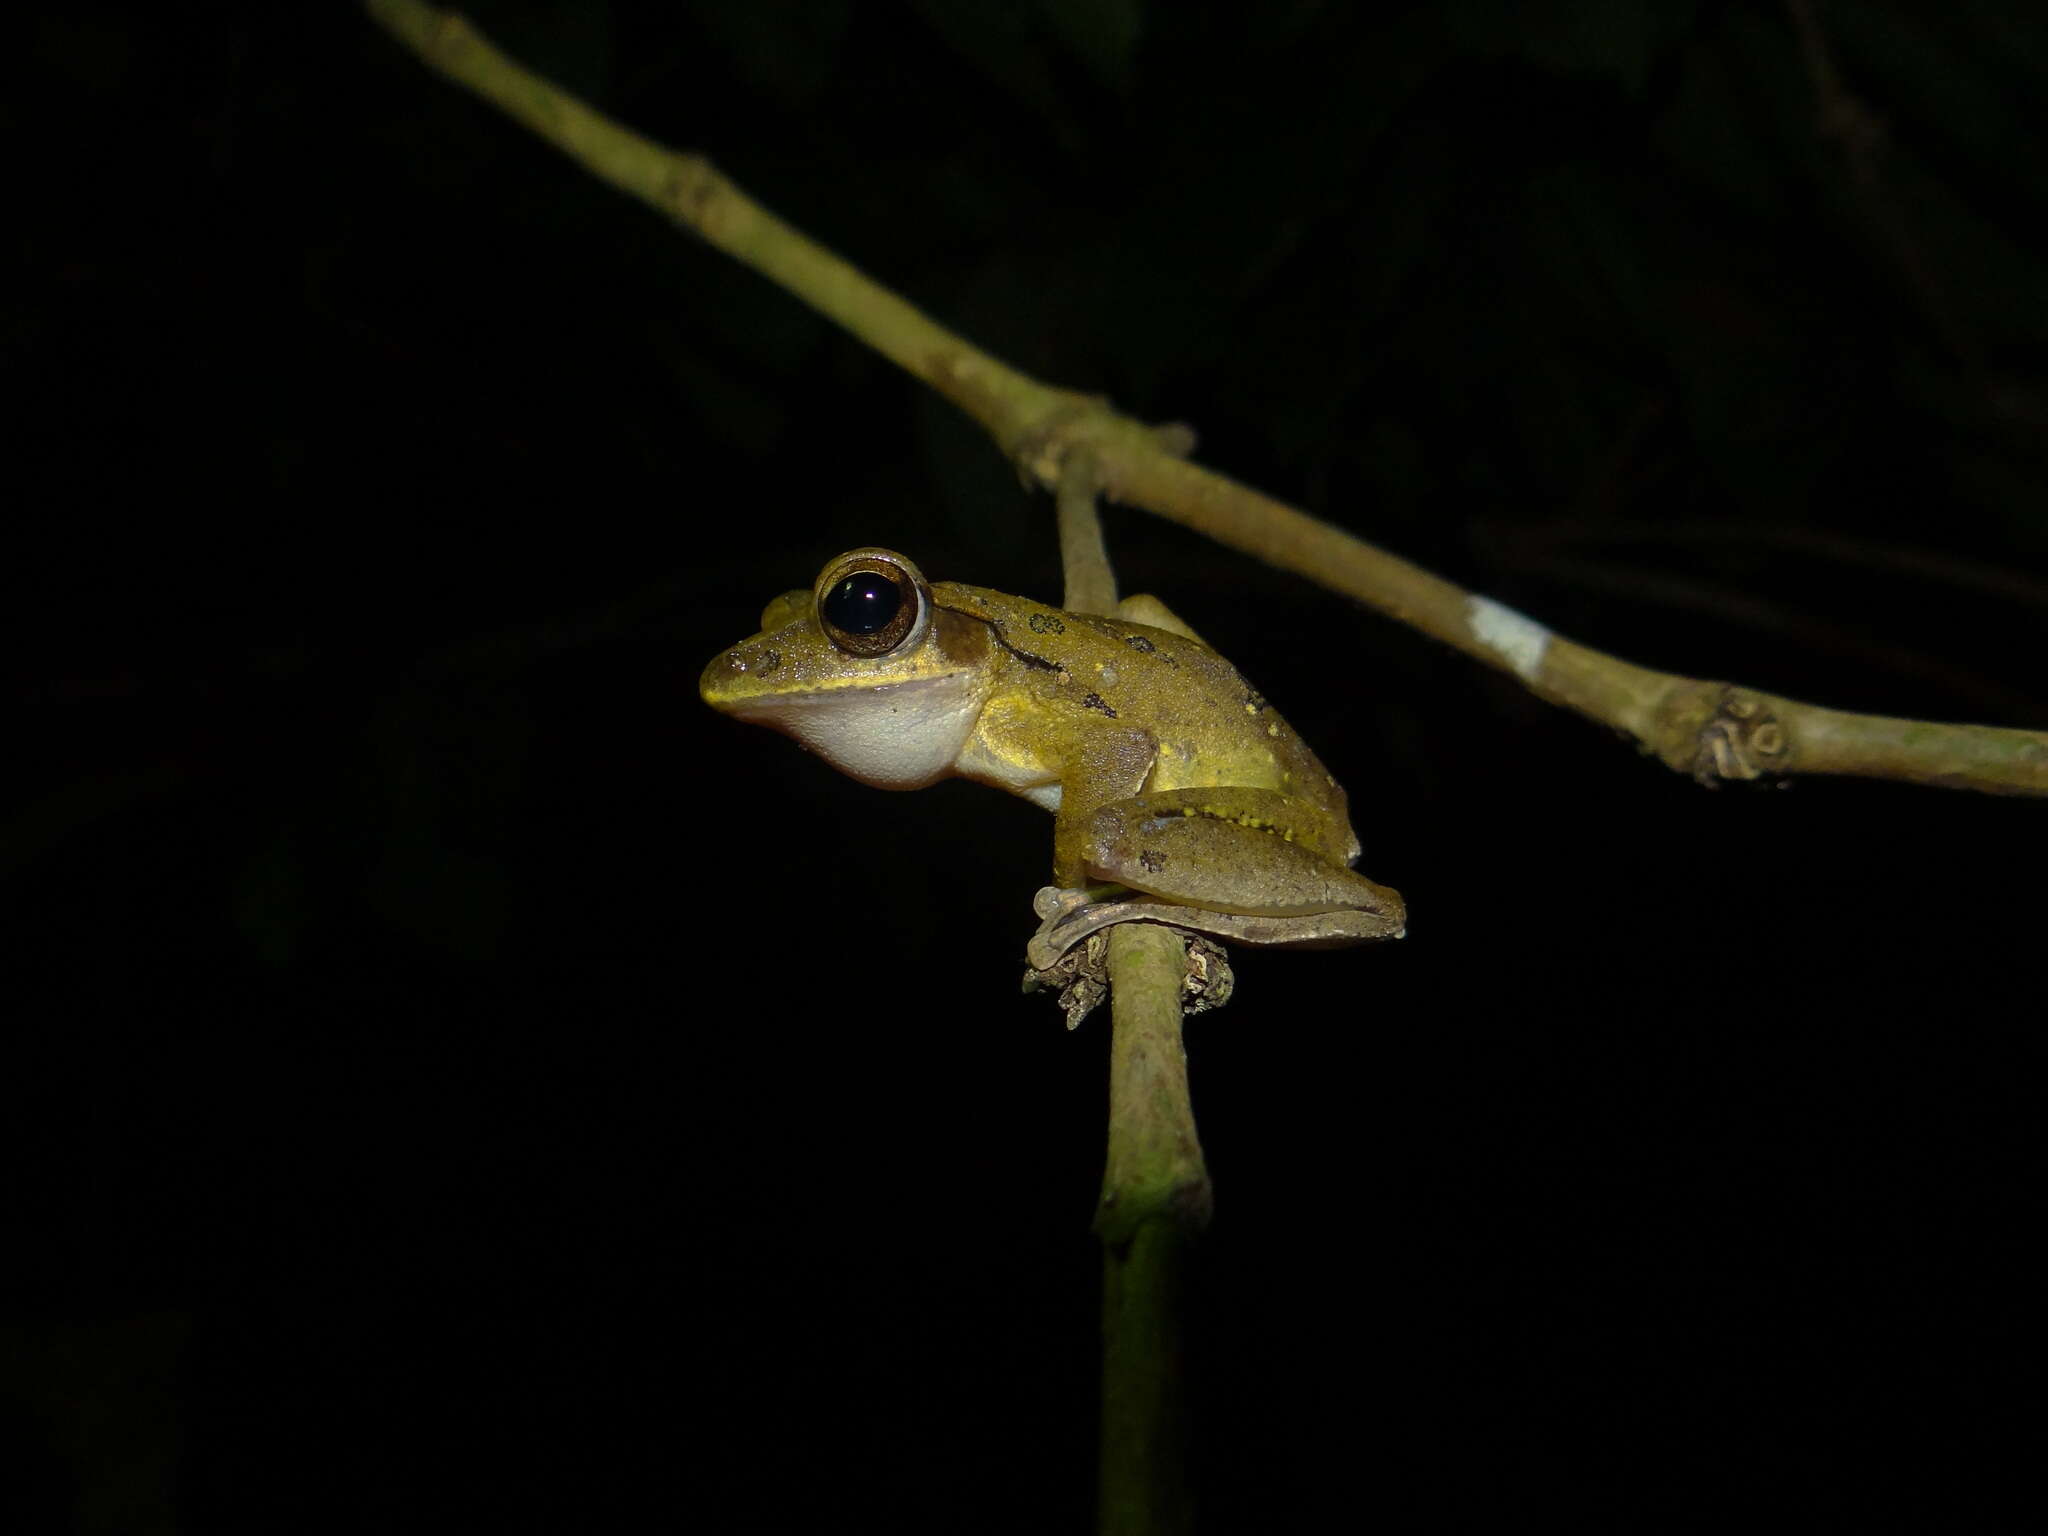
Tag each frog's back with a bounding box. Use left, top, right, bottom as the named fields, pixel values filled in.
left=935, top=582, right=1360, bottom=862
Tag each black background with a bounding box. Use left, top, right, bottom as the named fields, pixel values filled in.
left=6, top=2, right=2044, bottom=1530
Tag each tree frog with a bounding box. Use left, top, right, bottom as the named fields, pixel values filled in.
left=700, top=548, right=1405, bottom=968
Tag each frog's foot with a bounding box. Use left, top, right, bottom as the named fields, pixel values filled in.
left=1023, top=891, right=1235, bottom=1029
left=1031, top=884, right=1097, bottom=924
left=1028, top=886, right=1180, bottom=971
left=1026, top=885, right=1397, bottom=973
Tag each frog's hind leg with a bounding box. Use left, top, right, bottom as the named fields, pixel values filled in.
left=1081, top=787, right=1402, bottom=919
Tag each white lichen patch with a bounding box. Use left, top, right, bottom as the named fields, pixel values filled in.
left=1467, top=596, right=1550, bottom=681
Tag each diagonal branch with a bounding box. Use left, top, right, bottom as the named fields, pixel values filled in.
left=365, top=0, right=2048, bottom=798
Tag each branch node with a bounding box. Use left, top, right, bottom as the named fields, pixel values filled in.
left=1655, top=681, right=1793, bottom=786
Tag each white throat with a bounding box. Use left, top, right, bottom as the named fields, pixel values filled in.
left=732, top=673, right=989, bottom=790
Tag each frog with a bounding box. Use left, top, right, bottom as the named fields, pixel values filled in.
left=699, top=547, right=1405, bottom=971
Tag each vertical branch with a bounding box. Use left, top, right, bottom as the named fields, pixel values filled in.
left=1055, top=451, right=1209, bottom=1534
left=1096, top=923, right=1207, bottom=1536
left=1058, top=450, right=1120, bottom=617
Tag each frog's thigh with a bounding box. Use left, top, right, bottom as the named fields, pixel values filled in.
left=1083, top=788, right=1387, bottom=917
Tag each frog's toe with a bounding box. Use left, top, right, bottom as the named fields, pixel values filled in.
left=1032, top=885, right=1092, bottom=921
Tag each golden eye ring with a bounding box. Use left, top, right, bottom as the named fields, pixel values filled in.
left=812, top=548, right=931, bottom=658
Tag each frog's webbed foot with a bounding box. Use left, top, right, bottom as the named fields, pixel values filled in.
left=1027, top=885, right=1400, bottom=973
left=1023, top=889, right=1235, bottom=1030
left=1028, top=885, right=1193, bottom=972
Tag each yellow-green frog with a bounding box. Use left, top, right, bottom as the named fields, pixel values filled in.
left=700, top=548, right=1405, bottom=968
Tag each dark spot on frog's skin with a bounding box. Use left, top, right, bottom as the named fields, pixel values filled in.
left=1081, top=692, right=1118, bottom=718
left=738, top=646, right=782, bottom=674
left=1243, top=686, right=1268, bottom=713
left=1028, top=612, right=1067, bottom=635
left=1120, top=632, right=1175, bottom=665
left=1139, top=849, right=1167, bottom=874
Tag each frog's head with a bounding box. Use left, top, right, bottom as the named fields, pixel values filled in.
left=700, top=548, right=995, bottom=789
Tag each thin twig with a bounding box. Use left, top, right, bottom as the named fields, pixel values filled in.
left=1058, top=452, right=1118, bottom=618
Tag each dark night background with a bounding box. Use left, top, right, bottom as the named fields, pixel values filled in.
left=6, top=1, right=2044, bottom=1529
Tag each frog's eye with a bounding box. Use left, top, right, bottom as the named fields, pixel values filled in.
left=813, top=548, right=931, bottom=657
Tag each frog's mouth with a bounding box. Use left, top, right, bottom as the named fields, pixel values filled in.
left=730, top=673, right=991, bottom=791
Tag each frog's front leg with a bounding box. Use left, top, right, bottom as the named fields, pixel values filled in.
left=1047, top=729, right=1162, bottom=888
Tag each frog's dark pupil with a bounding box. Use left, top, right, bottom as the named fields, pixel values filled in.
left=823, top=572, right=904, bottom=635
